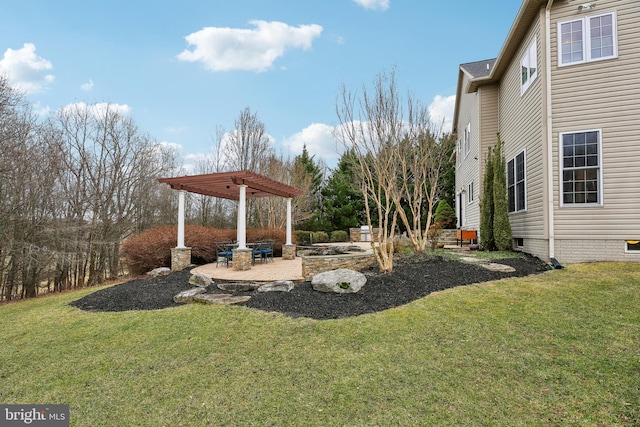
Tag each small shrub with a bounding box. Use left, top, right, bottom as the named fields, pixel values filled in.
left=313, top=231, right=330, bottom=243
left=427, top=222, right=445, bottom=252
left=330, top=230, right=349, bottom=242
left=434, top=200, right=456, bottom=229
left=294, top=230, right=312, bottom=245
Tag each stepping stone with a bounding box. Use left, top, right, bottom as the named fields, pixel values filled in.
left=481, top=263, right=516, bottom=273
left=174, top=287, right=206, bottom=303
left=258, top=280, right=295, bottom=292
left=193, top=294, right=251, bottom=305
left=217, top=282, right=262, bottom=292
left=460, top=257, right=483, bottom=263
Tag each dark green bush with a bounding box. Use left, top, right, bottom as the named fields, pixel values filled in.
left=313, top=231, right=330, bottom=243
left=433, top=200, right=456, bottom=229
left=330, top=230, right=349, bottom=242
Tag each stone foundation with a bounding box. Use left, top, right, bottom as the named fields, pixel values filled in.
left=171, top=247, right=192, bottom=271
left=233, top=248, right=252, bottom=271
left=302, top=252, right=376, bottom=281
left=282, top=244, right=296, bottom=260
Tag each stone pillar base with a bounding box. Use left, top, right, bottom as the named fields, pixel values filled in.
left=171, top=247, right=192, bottom=271
left=233, top=249, right=252, bottom=271
left=282, top=244, right=296, bottom=260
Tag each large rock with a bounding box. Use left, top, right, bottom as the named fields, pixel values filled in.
left=189, top=273, right=212, bottom=287
left=147, top=267, right=171, bottom=277
left=193, top=294, right=251, bottom=305
left=173, top=287, right=206, bottom=303
left=217, top=282, right=262, bottom=292
left=258, top=280, right=295, bottom=293
left=311, top=269, right=366, bottom=294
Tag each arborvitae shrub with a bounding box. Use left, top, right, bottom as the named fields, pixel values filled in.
left=492, top=136, right=512, bottom=251
left=330, top=230, right=349, bottom=242
left=480, top=147, right=495, bottom=250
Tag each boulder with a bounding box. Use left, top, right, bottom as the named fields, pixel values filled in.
left=147, top=267, right=171, bottom=277
left=173, top=287, right=206, bottom=303
left=189, top=273, right=212, bottom=287
left=258, top=280, right=295, bottom=293
left=217, top=282, right=262, bottom=292
left=311, top=269, right=366, bottom=294
left=193, top=294, right=251, bottom=305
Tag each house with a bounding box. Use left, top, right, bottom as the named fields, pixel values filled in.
left=453, top=0, right=640, bottom=263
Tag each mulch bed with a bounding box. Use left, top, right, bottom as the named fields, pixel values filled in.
left=69, top=253, right=550, bottom=320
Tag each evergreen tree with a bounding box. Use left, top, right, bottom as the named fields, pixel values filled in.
left=480, top=146, right=495, bottom=250
left=292, top=144, right=325, bottom=230
left=322, top=149, right=366, bottom=232
left=433, top=199, right=456, bottom=228
left=492, top=135, right=512, bottom=250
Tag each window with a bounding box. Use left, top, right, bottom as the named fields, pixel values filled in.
left=626, top=241, right=640, bottom=253
left=560, top=130, right=601, bottom=205
left=464, top=122, right=471, bottom=157
left=508, top=151, right=526, bottom=212
left=468, top=181, right=474, bottom=203
left=521, top=37, right=537, bottom=94
left=558, top=12, right=617, bottom=66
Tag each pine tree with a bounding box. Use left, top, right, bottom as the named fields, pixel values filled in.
left=492, top=134, right=513, bottom=250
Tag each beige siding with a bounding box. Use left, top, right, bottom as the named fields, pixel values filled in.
left=550, top=0, right=640, bottom=244
left=455, top=72, right=481, bottom=230
left=498, top=13, right=547, bottom=242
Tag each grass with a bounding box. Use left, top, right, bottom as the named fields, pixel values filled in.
left=1, top=262, right=639, bottom=426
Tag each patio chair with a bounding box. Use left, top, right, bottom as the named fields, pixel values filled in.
left=251, top=241, right=263, bottom=265
left=215, top=242, right=234, bottom=268
left=260, top=240, right=274, bottom=263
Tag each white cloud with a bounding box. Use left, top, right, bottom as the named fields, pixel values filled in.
left=0, top=43, right=54, bottom=94
left=428, top=94, right=455, bottom=134
left=283, top=123, right=341, bottom=165
left=353, top=0, right=390, bottom=11
left=177, top=20, right=323, bottom=72
left=59, top=102, right=132, bottom=119
left=81, top=79, right=94, bottom=91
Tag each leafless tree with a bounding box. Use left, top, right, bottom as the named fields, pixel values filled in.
left=335, top=69, right=454, bottom=272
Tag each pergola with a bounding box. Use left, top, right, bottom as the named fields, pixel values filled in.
left=158, top=170, right=304, bottom=269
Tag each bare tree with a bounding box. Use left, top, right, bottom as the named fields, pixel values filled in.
left=335, top=69, right=455, bottom=272
left=335, top=69, right=403, bottom=272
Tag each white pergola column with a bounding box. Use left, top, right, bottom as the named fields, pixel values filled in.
left=236, top=184, right=247, bottom=249
left=177, top=190, right=186, bottom=248
left=286, top=198, right=293, bottom=245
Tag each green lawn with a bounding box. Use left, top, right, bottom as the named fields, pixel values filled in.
left=1, top=262, right=638, bottom=426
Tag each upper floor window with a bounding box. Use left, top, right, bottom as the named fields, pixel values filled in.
left=558, top=12, right=617, bottom=66
left=468, top=181, right=474, bottom=203
left=521, top=37, right=537, bottom=94
left=508, top=151, right=526, bottom=212
left=560, top=130, right=602, bottom=205
left=464, top=122, right=471, bottom=157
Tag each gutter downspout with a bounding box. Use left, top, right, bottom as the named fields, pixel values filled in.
left=545, top=0, right=555, bottom=259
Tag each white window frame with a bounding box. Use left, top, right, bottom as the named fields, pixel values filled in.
left=463, top=122, right=471, bottom=158
left=521, top=37, right=537, bottom=95
left=625, top=240, right=640, bottom=254
left=558, top=11, right=617, bottom=67
left=507, top=150, right=527, bottom=213
left=467, top=181, right=474, bottom=204
left=559, top=129, right=603, bottom=207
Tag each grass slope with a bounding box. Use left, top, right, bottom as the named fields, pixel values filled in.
left=1, top=262, right=638, bottom=426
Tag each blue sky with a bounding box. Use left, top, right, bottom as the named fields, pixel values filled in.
left=1, top=0, right=521, bottom=170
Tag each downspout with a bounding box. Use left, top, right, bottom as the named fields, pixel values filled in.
left=545, top=0, right=555, bottom=259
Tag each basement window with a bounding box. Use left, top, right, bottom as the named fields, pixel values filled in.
left=625, top=240, right=640, bottom=252
left=514, top=238, right=524, bottom=248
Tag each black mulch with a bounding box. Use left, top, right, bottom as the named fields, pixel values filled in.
left=69, top=254, right=550, bottom=320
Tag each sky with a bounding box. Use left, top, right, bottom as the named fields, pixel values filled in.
left=0, top=0, right=522, bottom=170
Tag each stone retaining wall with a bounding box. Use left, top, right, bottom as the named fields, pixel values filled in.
left=301, top=252, right=376, bottom=281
